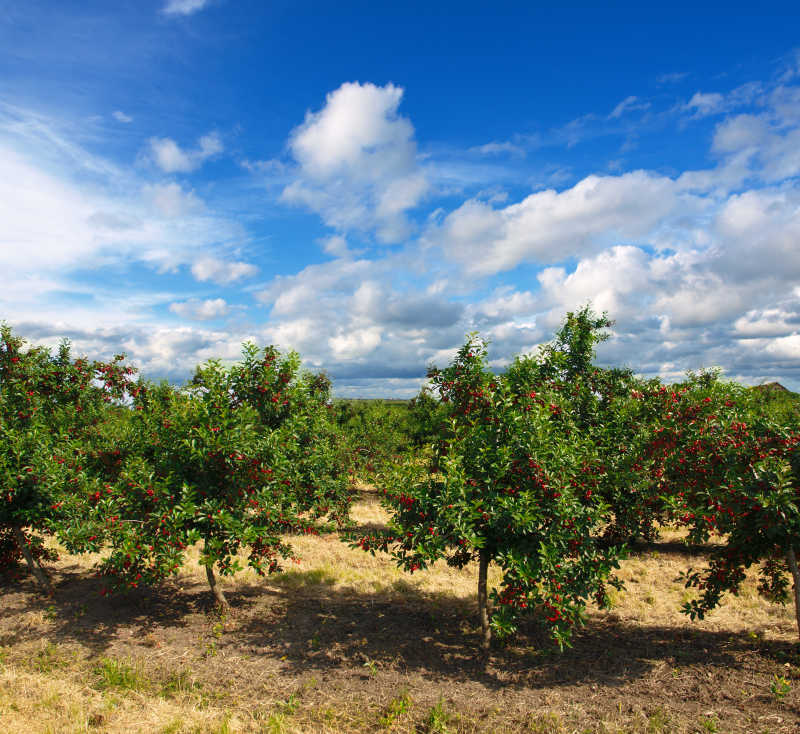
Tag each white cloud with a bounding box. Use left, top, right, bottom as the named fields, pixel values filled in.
left=763, top=333, right=800, bottom=360
left=319, top=234, right=354, bottom=258
left=685, top=83, right=764, bottom=119
left=469, top=141, right=526, bottom=157
left=537, top=245, right=652, bottom=318
left=169, top=298, right=230, bottom=321
left=609, top=95, right=650, bottom=119
left=685, top=91, right=725, bottom=117
left=0, top=144, right=240, bottom=277
left=734, top=308, right=800, bottom=338
left=657, top=72, right=689, bottom=85
left=112, top=110, right=133, bottom=123
left=282, top=82, right=428, bottom=243
left=329, top=326, right=383, bottom=360
left=431, top=171, right=684, bottom=275
left=714, top=187, right=800, bottom=279
left=162, top=0, right=211, bottom=16
left=191, top=257, right=258, bottom=284
left=148, top=132, right=222, bottom=173
left=142, top=181, right=202, bottom=217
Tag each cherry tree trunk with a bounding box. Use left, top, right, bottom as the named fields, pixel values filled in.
left=13, top=526, right=54, bottom=596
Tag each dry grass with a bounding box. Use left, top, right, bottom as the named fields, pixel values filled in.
left=1, top=487, right=799, bottom=733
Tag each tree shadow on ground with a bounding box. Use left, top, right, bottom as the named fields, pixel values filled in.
left=228, top=570, right=800, bottom=691
left=0, top=560, right=206, bottom=652
left=4, top=562, right=799, bottom=696
left=629, top=538, right=726, bottom=557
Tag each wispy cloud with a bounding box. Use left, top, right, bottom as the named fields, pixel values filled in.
left=162, top=0, right=212, bottom=17
left=656, top=71, right=689, bottom=85
left=609, top=95, right=651, bottom=119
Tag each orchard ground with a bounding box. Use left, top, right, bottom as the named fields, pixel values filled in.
left=1, top=487, right=799, bottom=734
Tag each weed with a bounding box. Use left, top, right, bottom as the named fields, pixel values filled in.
left=424, top=698, right=453, bottom=734
left=92, top=657, right=148, bottom=692
left=159, top=719, right=184, bottom=734
left=527, top=712, right=565, bottom=734
left=161, top=669, right=202, bottom=698
left=363, top=657, right=378, bottom=676
left=699, top=714, right=719, bottom=732
left=378, top=690, right=411, bottom=728
left=280, top=694, right=299, bottom=715
left=34, top=641, right=70, bottom=673
left=263, top=712, right=287, bottom=734
left=770, top=674, right=791, bottom=701
left=43, top=604, right=58, bottom=621
left=262, top=695, right=300, bottom=734
left=646, top=707, right=670, bottom=733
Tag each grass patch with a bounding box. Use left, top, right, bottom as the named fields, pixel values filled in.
left=92, top=657, right=149, bottom=692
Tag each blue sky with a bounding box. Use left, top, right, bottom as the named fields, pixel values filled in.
left=2, top=1, right=800, bottom=395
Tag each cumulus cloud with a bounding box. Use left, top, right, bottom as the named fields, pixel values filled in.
left=112, top=110, right=132, bottom=123
left=319, top=234, right=363, bottom=259
left=7, top=66, right=800, bottom=396
left=169, top=298, right=230, bottom=321
left=148, top=132, right=222, bottom=173
left=191, top=257, right=258, bottom=284
left=734, top=308, right=800, bottom=338
left=282, top=82, right=428, bottom=243
left=430, top=171, right=685, bottom=275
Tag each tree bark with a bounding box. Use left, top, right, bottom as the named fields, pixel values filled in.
left=13, top=526, right=54, bottom=596
left=478, top=549, right=491, bottom=651
left=203, top=544, right=228, bottom=608
left=786, top=548, right=800, bottom=641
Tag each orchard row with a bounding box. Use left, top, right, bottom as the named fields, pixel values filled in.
left=1, top=309, right=799, bottom=651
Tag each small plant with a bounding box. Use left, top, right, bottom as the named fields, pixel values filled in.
left=424, top=698, right=453, bottom=734
left=203, top=640, right=217, bottom=658
left=378, top=690, right=411, bottom=728
left=160, top=669, right=202, bottom=698
left=263, top=695, right=300, bottom=734
left=34, top=642, right=69, bottom=673
left=699, top=714, right=719, bottom=733
left=527, top=712, right=565, bottom=734
left=771, top=674, right=791, bottom=701
left=646, top=707, right=670, bottom=733
left=363, top=657, right=378, bottom=677
left=93, top=657, right=147, bottom=691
